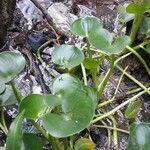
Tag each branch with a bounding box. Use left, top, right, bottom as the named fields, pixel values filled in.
left=30, top=0, right=60, bottom=38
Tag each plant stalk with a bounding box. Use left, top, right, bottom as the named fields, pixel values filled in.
left=97, top=56, right=115, bottom=97
left=30, top=120, right=62, bottom=150
left=92, top=87, right=150, bottom=123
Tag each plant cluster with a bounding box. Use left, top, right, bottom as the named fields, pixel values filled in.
left=0, top=0, right=150, bottom=150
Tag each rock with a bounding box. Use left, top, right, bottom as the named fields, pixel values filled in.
left=47, top=2, right=78, bottom=35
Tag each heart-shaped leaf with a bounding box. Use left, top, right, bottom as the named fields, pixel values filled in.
left=0, top=51, right=26, bottom=83
left=126, top=2, right=150, bottom=14
left=52, top=45, right=84, bottom=69
left=0, top=85, right=18, bottom=106
left=42, top=89, right=94, bottom=138
left=19, top=94, right=45, bottom=119
left=74, top=138, right=95, bottom=150
left=125, top=100, right=141, bottom=119
left=127, top=122, right=150, bottom=150
left=6, top=111, right=24, bottom=150
left=103, top=36, right=131, bottom=55
left=88, top=28, right=113, bottom=50
left=71, top=16, right=103, bottom=37
left=52, top=73, right=82, bottom=94
left=21, top=133, right=44, bottom=150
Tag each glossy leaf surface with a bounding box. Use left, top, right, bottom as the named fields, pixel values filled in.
left=6, top=111, right=24, bottom=150
left=127, top=123, right=150, bottom=150
left=145, top=44, right=150, bottom=54
left=19, top=94, right=45, bottom=119
left=0, top=81, right=5, bottom=94
left=74, top=138, right=95, bottom=150
left=52, top=73, right=81, bottom=94
left=42, top=89, right=94, bottom=138
left=88, top=28, right=113, bottom=50
left=103, top=36, right=131, bottom=55
left=126, top=2, right=150, bottom=14
left=118, top=4, right=134, bottom=23
left=83, top=58, right=100, bottom=70
left=0, top=51, right=26, bottom=83
left=71, top=16, right=102, bottom=37
left=21, top=134, right=44, bottom=150
left=0, top=85, right=18, bottom=106
left=52, top=45, right=84, bottom=69
left=125, top=100, right=141, bottom=119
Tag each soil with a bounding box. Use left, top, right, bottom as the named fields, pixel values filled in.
left=0, top=0, right=150, bottom=150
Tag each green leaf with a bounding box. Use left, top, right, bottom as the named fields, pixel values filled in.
left=42, top=90, right=94, bottom=138
left=21, top=133, right=44, bottom=150
left=140, top=16, right=150, bottom=37
left=126, top=2, right=150, bottom=14
left=0, top=51, right=26, bottom=83
left=6, top=111, right=24, bottom=150
left=52, top=45, right=84, bottom=69
left=52, top=73, right=82, bottom=94
left=127, top=122, right=150, bottom=150
left=103, top=36, right=131, bottom=55
left=74, top=138, right=95, bottom=150
left=88, top=28, right=113, bottom=50
left=83, top=58, right=100, bottom=70
left=0, top=81, right=5, bottom=94
left=125, top=100, right=141, bottom=119
left=145, top=44, right=150, bottom=54
left=19, top=94, right=45, bottom=119
left=118, top=4, right=135, bottom=23
left=0, top=85, right=18, bottom=106
left=71, top=16, right=103, bottom=37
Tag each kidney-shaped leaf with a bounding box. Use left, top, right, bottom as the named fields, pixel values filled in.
left=6, top=111, right=24, bottom=150
left=71, top=16, right=103, bottom=37
left=42, top=90, right=94, bottom=138
left=19, top=94, right=45, bottom=119
left=88, top=28, right=113, bottom=50
left=21, top=133, right=44, bottom=150
left=0, top=85, right=18, bottom=106
left=52, top=45, right=84, bottom=69
left=0, top=51, right=26, bottom=83
left=127, top=122, right=150, bottom=150
left=74, top=138, right=95, bottom=150
left=52, top=73, right=82, bottom=94
left=103, top=36, right=131, bottom=55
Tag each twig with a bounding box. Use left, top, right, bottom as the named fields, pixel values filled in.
left=30, top=0, right=60, bottom=40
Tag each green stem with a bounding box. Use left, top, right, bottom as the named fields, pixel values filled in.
left=10, top=81, right=21, bottom=103
left=97, top=66, right=127, bottom=108
left=100, top=120, right=111, bottom=150
left=130, top=13, right=143, bottom=45
left=81, top=63, right=88, bottom=86
left=0, top=123, right=7, bottom=135
left=97, top=56, right=115, bottom=97
left=92, top=87, right=150, bottom=123
left=86, top=38, right=92, bottom=58
left=30, top=120, right=62, bottom=150
left=126, top=46, right=150, bottom=76
left=93, top=125, right=129, bottom=134
left=109, top=116, right=118, bottom=150
left=116, top=65, right=150, bottom=94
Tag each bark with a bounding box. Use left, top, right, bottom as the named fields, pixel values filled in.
left=0, top=0, right=16, bottom=48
